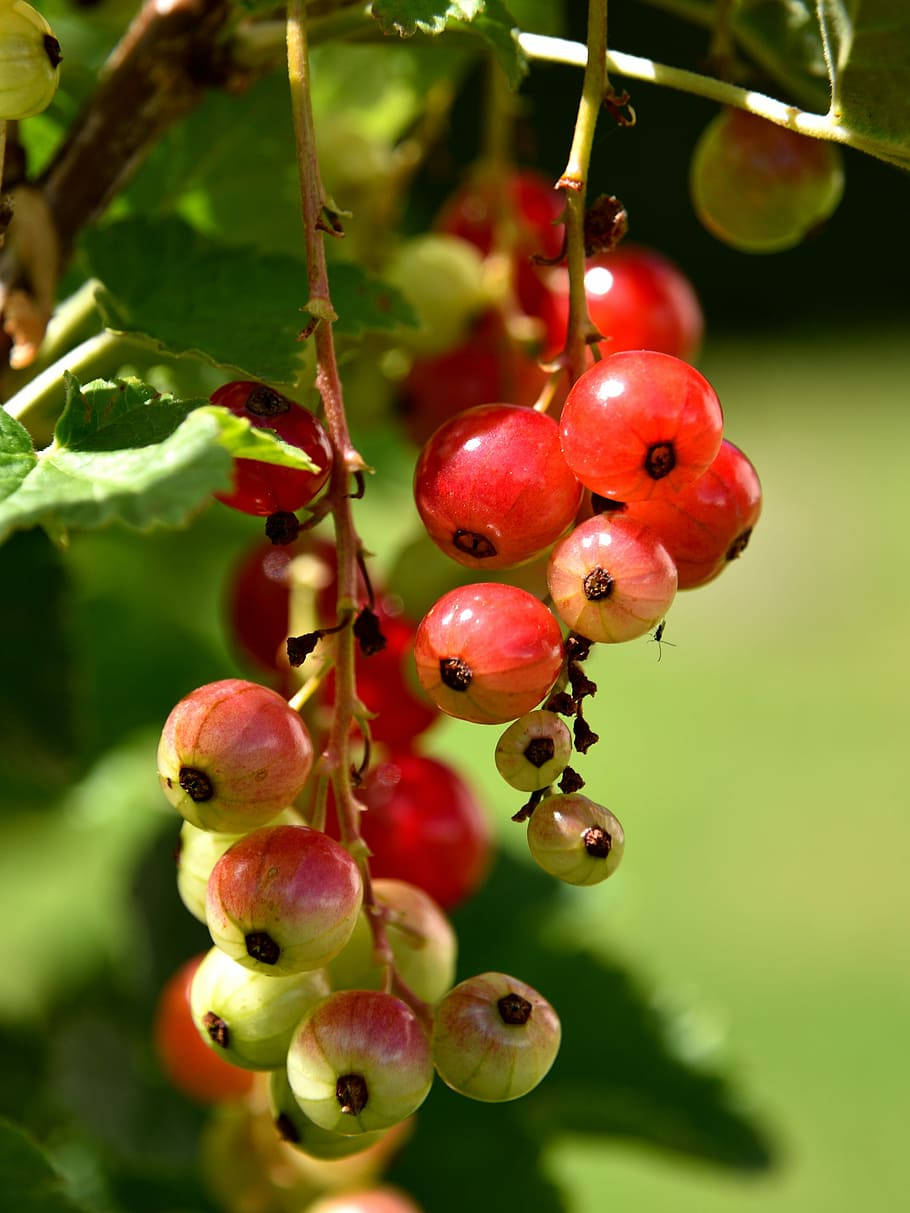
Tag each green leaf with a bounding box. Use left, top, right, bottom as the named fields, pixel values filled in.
left=0, top=1120, right=92, bottom=1213
left=371, top=0, right=527, bottom=86
left=832, top=0, right=910, bottom=168
left=0, top=410, right=37, bottom=502
left=82, top=217, right=416, bottom=383
left=0, top=375, right=325, bottom=545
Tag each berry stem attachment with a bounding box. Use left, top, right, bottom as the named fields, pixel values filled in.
left=557, top=0, right=609, bottom=383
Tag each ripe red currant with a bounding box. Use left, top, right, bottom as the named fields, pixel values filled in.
left=560, top=351, right=724, bottom=502
left=691, top=108, right=844, bottom=253
left=153, top=955, right=254, bottom=1104
left=414, top=583, right=564, bottom=724
left=190, top=946, right=330, bottom=1070
left=157, top=680, right=314, bottom=833
left=328, top=754, right=491, bottom=911
left=286, top=990, right=434, bottom=1134
left=526, top=794, right=625, bottom=885
left=432, top=972, right=561, bottom=1102
left=540, top=245, right=704, bottom=362
left=210, top=381, right=333, bottom=516
left=495, top=710, right=573, bottom=792
left=623, top=438, right=762, bottom=589
left=206, top=824, right=363, bottom=975
left=547, top=515, right=677, bottom=643
left=414, top=404, right=582, bottom=569
left=328, top=879, right=457, bottom=1005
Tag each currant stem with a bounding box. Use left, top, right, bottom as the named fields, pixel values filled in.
left=286, top=0, right=394, bottom=976
left=558, top=0, right=607, bottom=384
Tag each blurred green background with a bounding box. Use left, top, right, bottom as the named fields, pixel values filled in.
left=2, top=1, right=909, bottom=1210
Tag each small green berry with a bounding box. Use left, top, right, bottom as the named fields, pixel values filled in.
left=527, top=793, right=625, bottom=885
left=495, top=710, right=573, bottom=792
left=0, top=2, right=62, bottom=121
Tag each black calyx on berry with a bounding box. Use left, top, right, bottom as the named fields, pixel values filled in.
left=497, top=992, right=533, bottom=1026
left=287, top=632, right=321, bottom=667
left=583, top=826, right=612, bottom=858
left=452, top=529, right=497, bottom=559
left=43, top=35, right=63, bottom=69
left=265, top=511, right=301, bottom=545
left=644, top=441, right=676, bottom=480
left=583, top=567, right=615, bottom=601
left=573, top=716, right=599, bottom=754
left=245, top=386, right=290, bottom=418
left=353, top=607, right=387, bottom=656
left=727, top=528, right=753, bottom=561
left=245, top=931, right=281, bottom=966
left=203, top=1011, right=230, bottom=1048
left=178, top=766, right=214, bottom=803
left=336, top=1072, right=369, bottom=1116
left=524, top=737, right=555, bottom=768
left=440, top=656, right=472, bottom=691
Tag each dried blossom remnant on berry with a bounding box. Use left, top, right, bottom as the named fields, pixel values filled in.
left=203, top=1011, right=230, bottom=1048
left=565, top=633, right=593, bottom=662
left=559, top=766, right=585, bottom=793
left=546, top=691, right=576, bottom=717
left=583, top=825, right=612, bottom=858
left=178, top=766, right=214, bottom=802
left=287, top=632, right=321, bottom=667
left=584, top=194, right=629, bottom=256
left=245, top=386, right=289, bottom=418
left=336, top=1073, right=369, bottom=1115
left=265, top=511, right=300, bottom=545
left=440, top=656, right=472, bottom=691
left=43, top=35, right=63, bottom=69
left=583, top=567, right=614, bottom=601
left=275, top=1113, right=299, bottom=1143
left=568, top=662, right=597, bottom=700
left=573, top=717, right=599, bottom=754
left=727, top=528, right=753, bottom=561
left=524, top=736, right=556, bottom=768
left=498, top=992, right=533, bottom=1025
left=353, top=607, right=387, bottom=656
left=644, top=440, right=676, bottom=480
left=245, top=931, right=280, bottom=966
left=452, top=529, right=497, bottom=558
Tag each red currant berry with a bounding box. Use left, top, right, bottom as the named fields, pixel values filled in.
left=328, top=754, right=490, bottom=911
left=190, top=946, right=330, bottom=1070
left=153, top=955, right=254, bottom=1104
left=526, top=794, right=625, bottom=885
left=540, top=245, right=703, bottom=362
left=414, top=583, right=564, bottom=724
left=691, top=108, right=844, bottom=253
left=432, top=972, right=561, bottom=1102
left=206, top=824, right=363, bottom=975
left=495, top=710, right=573, bottom=792
left=435, top=168, right=563, bottom=261
left=226, top=540, right=299, bottom=673
left=269, top=1068, right=389, bottom=1160
left=547, top=515, right=677, bottom=643
left=623, top=438, right=762, bottom=589
left=328, top=879, right=457, bottom=1004
left=307, top=1190, right=424, bottom=1213
left=287, top=990, right=434, bottom=1135
left=414, top=404, right=582, bottom=569
left=210, top=381, right=333, bottom=516
left=560, top=351, right=724, bottom=502
left=157, top=680, right=314, bottom=833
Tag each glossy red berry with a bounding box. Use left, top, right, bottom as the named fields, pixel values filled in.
left=414, top=404, right=582, bottom=569
left=153, top=955, right=254, bottom=1104
left=157, top=680, right=314, bottom=833
left=414, top=583, right=563, bottom=725
left=560, top=351, right=724, bottom=502
left=526, top=794, right=625, bottom=885
left=547, top=514, right=678, bottom=643
left=287, top=990, right=434, bottom=1135
left=540, top=245, right=703, bottom=362
left=328, top=753, right=491, bottom=911
left=206, top=824, right=363, bottom=975
left=432, top=972, right=561, bottom=1102
left=623, top=439, right=762, bottom=589
left=210, top=381, right=333, bottom=516
left=435, top=168, right=563, bottom=261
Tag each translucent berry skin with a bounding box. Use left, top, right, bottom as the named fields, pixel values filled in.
left=287, top=991, right=434, bottom=1135
left=328, top=879, right=457, bottom=1004
left=206, top=824, right=363, bottom=976
left=414, top=404, right=583, bottom=570
left=624, top=439, right=762, bottom=589
left=432, top=972, right=561, bottom=1102
left=414, top=583, right=564, bottom=725
left=157, top=680, right=314, bottom=833
left=526, top=794, right=625, bottom=885
left=153, top=955, right=254, bottom=1104
left=540, top=246, right=704, bottom=363
left=210, top=381, right=333, bottom=516
left=0, top=2, right=62, bottom=121
left=547, top=515, right=677, bottom=643
left=269, top=1068, right=388, bottom=1160
left=307, top=1189, right=424, bottom=1213
left=560, top=351, right=724, bottom=502
left=190, top=946, right=330, bottom=1071
left=691, top=108, right=844, bottom=253
left=328, top=754, right=490, bottom=911
left=495, top=710, right=573, bottom=792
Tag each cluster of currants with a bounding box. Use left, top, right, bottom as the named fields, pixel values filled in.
left=154, top=678, right=561, bottom=1160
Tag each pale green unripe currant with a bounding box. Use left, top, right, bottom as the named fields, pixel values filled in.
left=268, top=1068, right=389, bottom=1160
left=495, top=710, right=573, bottom=792
left=327, top=879, right=456, bottom=1005
left=190, top=947, right=329, bottom=1071
left=527, top=793, right=625, bottom=885
left=432, top=972, right=561, bottom=1102
left=0, top=2, right=62, bottom=120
